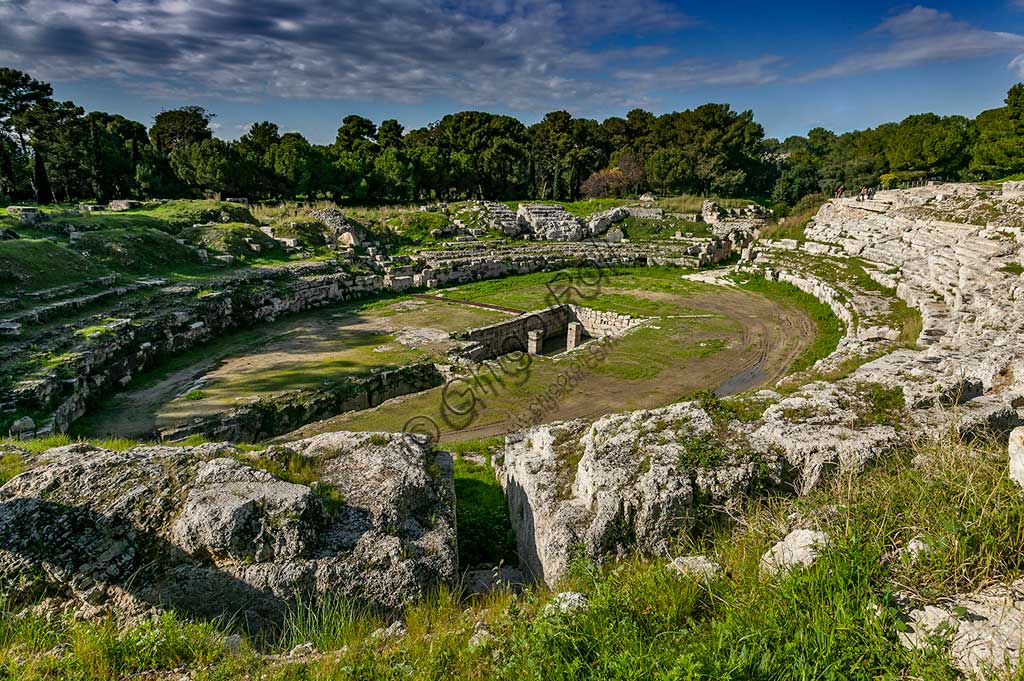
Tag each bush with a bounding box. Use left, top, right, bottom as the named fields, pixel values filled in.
left=880, top=171, right=928, bottom=189
left=581, top=168, right=629, bottom=198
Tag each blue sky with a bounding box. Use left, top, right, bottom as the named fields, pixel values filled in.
left=1, top=1, right=1022, bottom=143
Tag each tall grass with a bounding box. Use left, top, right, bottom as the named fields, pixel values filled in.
left=2, top=430, right=1016, bottom=678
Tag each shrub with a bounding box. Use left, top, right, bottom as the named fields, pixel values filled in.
left=580, top=168, right=629, bottom=198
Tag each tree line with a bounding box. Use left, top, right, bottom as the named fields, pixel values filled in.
left=1, top=67, right=1023, bottom=208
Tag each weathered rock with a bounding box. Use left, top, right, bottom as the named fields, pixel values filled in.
left=900, top=580, right=1024, bottom=678
left=759, top=529, right=828, bottom=578
left=495, top=402, right=784, bottom=585
left=586, top=207, right=629, bottom=236
left=1002, top=181, right=1024, bottom=199
left=8, top=416, right=34, bottom=435
left=309, top=207, right=361, bottom=246
left=516, top=204, right=585, bottom=241
left=0, top=432, right=457, bottom=630
left=108, top=200, right=142, bottom=212
left=666, top=555, right=723, bottom=584
left=171, top=458, right=327, bottom=563
left=750, top=382, right=903, bottom=492
left=1010, top=427, right=1024, bottom=489
left=543, top=591, right=589, bottom=616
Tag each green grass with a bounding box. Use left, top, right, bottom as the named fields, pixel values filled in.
left=180, top=222, right=286, bottom=261
left=619, top=216, right=711, bottom=241
left=849, top=382, right=906, bottom=428
left=446, top=266, right=701, bottom=311
left=72, top=228, right=199, bottom=274
left=450, top=439, right=518, bottom=569
left=386, top=211, right=452, bottom=244
left=6, top=429, right=1015, bottom=678
left=268, top=219, right=327, bottom=248
left=0, top=453, right=23, bottom=486
left=999, top=262, right=1024, bottom=276
left=55, top=199, right=257, bottom=234
left=0, top=239, right=105, bottom=292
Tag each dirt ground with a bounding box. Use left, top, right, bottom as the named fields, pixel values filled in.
left=76, top=298, right=508, bottom=438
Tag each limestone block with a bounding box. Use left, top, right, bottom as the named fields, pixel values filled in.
left=1010, top=427, right=1024, bottom=489
left=760, top=529, right=828, bottom=578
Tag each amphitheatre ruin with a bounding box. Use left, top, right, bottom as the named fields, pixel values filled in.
left=1, top=181, right=1024, bottom=676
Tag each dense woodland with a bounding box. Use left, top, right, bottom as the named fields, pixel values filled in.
left=1, top=67, right=1023, bottom=209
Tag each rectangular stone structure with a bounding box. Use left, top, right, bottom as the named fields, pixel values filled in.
left=527, top=329, right=544, bottom=355
left=566, top=322, right=582, bottom=351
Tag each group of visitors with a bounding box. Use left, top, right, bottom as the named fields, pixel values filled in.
left=835, top=185, right=876, bottom=201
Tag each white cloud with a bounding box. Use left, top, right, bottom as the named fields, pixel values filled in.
left=797, top=5, right=1024, bottom=81
left=0, top=0, right=776, bottom=113
left=1011, top=54, right=1024, bottom=77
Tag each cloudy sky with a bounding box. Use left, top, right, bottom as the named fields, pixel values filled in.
left=0, top=0, right=1022, bottom=142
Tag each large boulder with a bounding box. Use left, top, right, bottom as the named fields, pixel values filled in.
left=0, top=432, right=456, bottom=630
left=171, top=458, right=327, bottom=563
left=586, top=207, right=628, bottom=236
left=900, top=580, right=1024, bottom=678
left=494, top=402, right=784, bottom=585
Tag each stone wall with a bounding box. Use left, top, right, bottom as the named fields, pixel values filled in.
left=453, top=304, right=644, bottom=363
left=158, top=362, right=445, bottom=443
left=568, top=305, right=642, bottom=337
left=455, top=305, right=573, bottom=362
left=5, top=263, right=387, bottom=436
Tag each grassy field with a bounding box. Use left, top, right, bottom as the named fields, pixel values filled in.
left=0, top=239, right=106, bottom=290
left=287, top=267, right=821, bottom=443
left=0, top=429, right=1014, bottom=679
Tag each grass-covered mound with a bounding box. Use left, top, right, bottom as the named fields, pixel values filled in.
left=270, top=219, right=327, bottom=248
left=58, top=200, right=258, bottom=234
left=0, top=239, right=105, bottom=291
left=386, top=211, right=451, bottom=243
left=72, top=228, right=199, bottom=275
left=180, top=222, right=285, bottom=260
